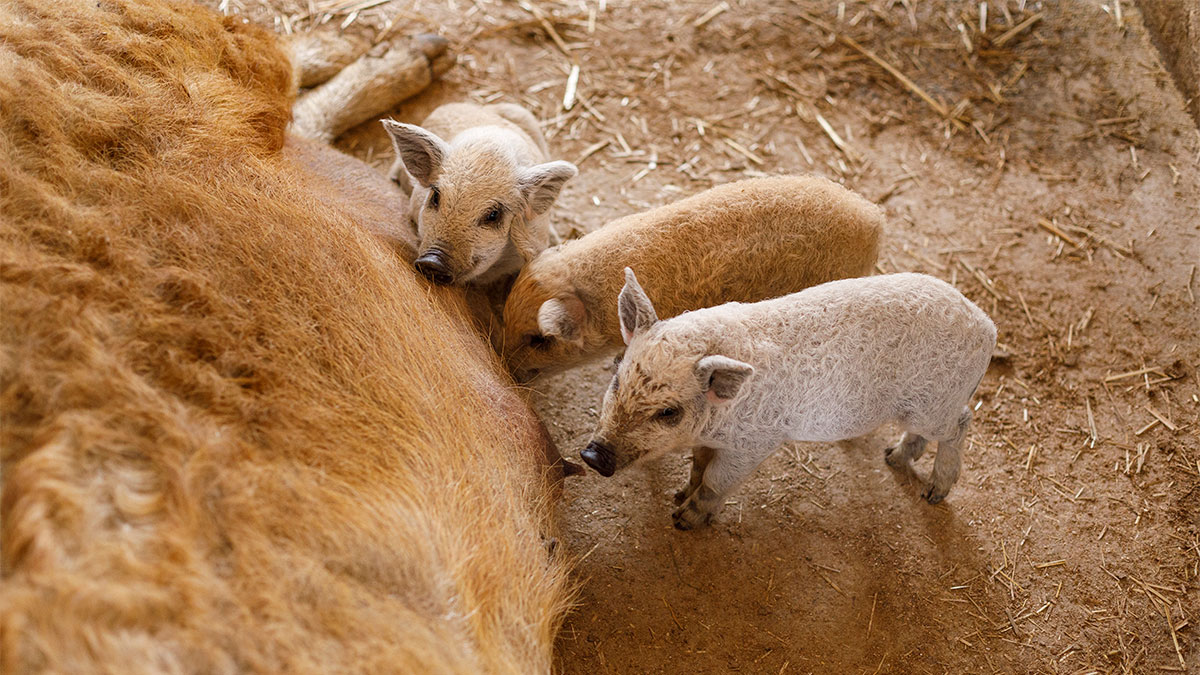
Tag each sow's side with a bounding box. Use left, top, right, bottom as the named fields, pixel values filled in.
left=0, top=1, right=570, bottom=673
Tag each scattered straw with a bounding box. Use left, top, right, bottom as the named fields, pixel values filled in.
left=867, top=592, right=878, bottom=637
left=1135, top=419, right=1160, bottom=436
left=992, top=11, right=1044, bottom=48
left=723, top=137, right=765, bottom=165
left=562, top=64, right=580, bottom=111
left=1015, top=288, right=1036, bottom=327
left=1105, top=366, right=1165, bottom=383
left=795, top=136, right=814, bottom=165
left=661, top=596, right=684, bottom=631
left=817, top=570, right=845, bottom=596
left=573, top=139, right=609, bottom=166
left=692, top=1, right=729, bottom=28
left=1157, top=598, right=1187, bottom=670
left=814, top=113, right=860, bottom=162
left=793, top=9, right=962, bottom=126
left=517, top=0, right=573, bottom=58
left=1085, top=397, right=1098, bottom=447
left=1143, top=404, right=1177, bottom=431
left=1037, top=218, right=1081, bottom=248
left=958, top=258, right=1008, bottom=304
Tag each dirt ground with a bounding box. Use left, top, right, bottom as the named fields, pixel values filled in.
left=218, top=1, right=1198, bottom=672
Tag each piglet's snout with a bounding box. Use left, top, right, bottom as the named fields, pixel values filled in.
left=414, top=249, right=454, bottom=285
left=580, top=441, right=616, bottom=477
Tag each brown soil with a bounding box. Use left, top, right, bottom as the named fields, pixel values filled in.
left=220, top=1, right=1198, bottom=672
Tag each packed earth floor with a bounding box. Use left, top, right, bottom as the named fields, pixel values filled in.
left=215, top=1, right=1197, bottom=672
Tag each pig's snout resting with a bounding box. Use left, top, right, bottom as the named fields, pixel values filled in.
left=414, top=249, right=454, bottom=285
left=581, top=440, right=616, bottom=477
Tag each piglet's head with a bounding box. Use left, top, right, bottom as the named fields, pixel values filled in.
left=581, top=268, right=754, bottom=477
left=383, top=119, right=576, bottom=286
left=500, top=251, right=595, bottom=381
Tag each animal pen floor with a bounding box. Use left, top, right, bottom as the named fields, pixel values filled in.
left=220, top=1, right=1196, bottom=672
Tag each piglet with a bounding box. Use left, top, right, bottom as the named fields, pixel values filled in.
left=501, top=176, right=883, bottom=380
left=383, top=102, right=576, bottom=287
left=582, top=269, right=996, bottom=530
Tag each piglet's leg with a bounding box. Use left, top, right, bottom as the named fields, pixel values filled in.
left=885, top=432, right=928, bottom=468
left=291, top=35, right=454, bottom=143
left=923, top=407, right=971, bottom=504
left=673, top=446, right=716, bottom=505
left=672, top=446, right=769, bottom=530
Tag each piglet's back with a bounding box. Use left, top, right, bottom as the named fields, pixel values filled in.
left=683, top=273, right=995, bottom=367
left=565, top=175, right=883, bottom=331
left=421, top=102, right=544, bottom=155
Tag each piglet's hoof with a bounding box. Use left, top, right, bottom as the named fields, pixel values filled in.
left=671, top=503, right=711, bottom=530
left=883, top=445, right=906, bottom=469
left=413, top=33, right=450, bottom=61
left=922, top=485, right=946, bottom=504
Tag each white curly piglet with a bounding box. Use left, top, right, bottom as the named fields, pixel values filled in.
left=581, top=269, right=996, bottom=530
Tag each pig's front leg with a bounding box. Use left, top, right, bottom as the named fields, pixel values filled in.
left=673, top=446, right=716, bottom=506
left=671, top=444, right=772, bottom=530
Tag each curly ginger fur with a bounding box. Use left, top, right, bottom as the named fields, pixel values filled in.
left=501, top=176, right=884, bottom=379
left=0, top=1, right=571, bottom=672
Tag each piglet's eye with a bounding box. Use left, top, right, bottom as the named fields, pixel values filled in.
left=655, top=407, right=680, bottom=422
left=527, top=334, right=551, bottom=349
left=428, top=187, right=440, bottom=209
left=480, top=207, right=502, bottom=226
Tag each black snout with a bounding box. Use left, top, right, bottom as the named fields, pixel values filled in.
left=414, top=250, right=454, bottom=285
left=580, top=441, right=616, bottom=477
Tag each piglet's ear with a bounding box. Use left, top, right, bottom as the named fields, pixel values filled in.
left=381, top=120, right=449, bottom=188
left=518, top=161, right=578, bottom=217
left=537, top=295, right=585, bottom=343
left=695, top=355, right=754, bottom=403
left=618, top=267, right=658, bottom=345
